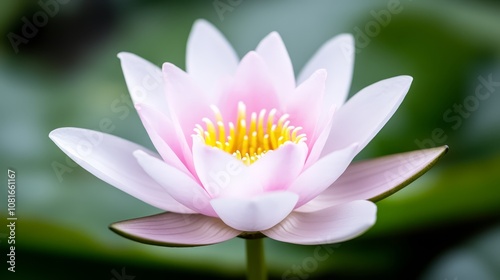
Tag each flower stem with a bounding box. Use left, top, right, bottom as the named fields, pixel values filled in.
left=246, top=238, right=267, bottom=280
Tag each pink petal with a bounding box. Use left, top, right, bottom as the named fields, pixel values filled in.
left=289, top=143, right=359, bottom=208
left=186, top=19, right=239, bottom=99
left=304, top=106, right=335, bottom=169
left=297, top=146, right=449, bottom=212
left=262, top=200, right=376, bottom=245
left=255, top=32, right=295, bottom=101
left=134, top=150, right=216, bottom=217
left=135, top=104, right=191, bottom=176
left=297, top=34, right=354, bottom=110
left=110, top=212, right=240, bottom=247
left=49, top=128, right=193, bottom=213
left=162, top=62, right=211, bottom=167
left=191, top=138, right=256, bottom=198
left=217, top=52, right=281, bottom=122
left=321, top=76, right=413, bottom=157
left=192, top=140, right=307, bottom=197
left=249, top=142, right=308, bottom=192
left=210, top=191, right=298, bottom=231
left=163, top=62, right=212, bottom=135
left=117, top=52, right=169, bottom=116
left=285, top=69, right=327, bottom=144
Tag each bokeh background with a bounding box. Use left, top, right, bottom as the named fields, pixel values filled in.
left=1, top=0, right=499, bottom=279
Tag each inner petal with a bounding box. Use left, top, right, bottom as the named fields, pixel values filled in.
left=193, top=102, right=307, bottom=165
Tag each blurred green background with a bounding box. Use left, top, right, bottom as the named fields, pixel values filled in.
left=1, top=0, right=499, bottom=279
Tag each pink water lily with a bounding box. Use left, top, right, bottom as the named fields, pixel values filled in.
left=49, top=19, right=447, bottom=247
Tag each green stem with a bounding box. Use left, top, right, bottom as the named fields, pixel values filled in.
left=246, top=238, right=267, bottom=280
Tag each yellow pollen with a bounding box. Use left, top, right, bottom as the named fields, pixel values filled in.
left=194, top=102, right=307, bottom=164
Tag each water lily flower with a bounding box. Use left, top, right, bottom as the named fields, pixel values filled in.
left=49, top=19, right=447, bottom=248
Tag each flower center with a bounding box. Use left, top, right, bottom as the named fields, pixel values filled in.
left=194, top=102, right=307, bottom=165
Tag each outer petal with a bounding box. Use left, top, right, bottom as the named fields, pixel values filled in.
left=210, top=192, right=298, bottom=232
left=110, top=212, right=240, bottom=247
left=118, top=52, right=169, bottom=116
left=289, top=143, right=359, bottom=208
left=263, top=200, right=376, bottom=245
left=49, top=128, right=193, bottom=213
left=296, top=146, right=449, bottom=213
left=135, top=104, right=191, bottom=176
left=186, top=19, right=239, bottom=99
left=298, top=34, right=354, bottom=110
left=255, top=32, right=295, bottom=101
left=134, top=150, right=216, bottom=217
left=321, top=76, right=413, bottom=157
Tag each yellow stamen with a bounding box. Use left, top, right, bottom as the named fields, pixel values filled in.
left=194, top=102, right=306, bottom=164
left=210, top=105, right=223, bottom=123
left=217, top=121, right=226, bottom=145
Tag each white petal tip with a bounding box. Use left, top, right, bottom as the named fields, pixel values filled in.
left=132, top=149, right=148, bottom=160
left=48, top=129, right=60, bottom=140
left=312, top=68, right=328, bottom=80
left=48, top=127, right=78, bottom=144
left=193, top=18, right=212, bottom=29
left=116, top=52, right=126, bottom=59
left=395, top=75, right=413, bottom=85
left=162, top=62, right=176, bottom=72
left=243, top=50, right=260, bottom=59
left=116, top=51, right=138, bottom=61
left=261, top=31, right=282, bottom=43
left=336, top=33, right=354, bottom=43
left=326, top=33, right=355, bottom=52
